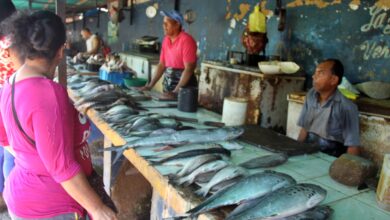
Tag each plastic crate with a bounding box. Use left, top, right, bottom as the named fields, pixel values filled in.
left=99, top=69, right=130, bottom=86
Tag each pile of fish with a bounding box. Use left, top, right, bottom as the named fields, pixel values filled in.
left=68, top=75, right=332, bottom=219
left=106, top=126, right=245, bottom=163
left=68, top=74, right=148, bottom=114
left=166, top=171, right=330, bottom=220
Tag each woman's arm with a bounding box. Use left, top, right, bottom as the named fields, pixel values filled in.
left=61, top=172, right=117, bottom=220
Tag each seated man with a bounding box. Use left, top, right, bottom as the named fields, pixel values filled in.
left=297, top=59, right=360, bottom=157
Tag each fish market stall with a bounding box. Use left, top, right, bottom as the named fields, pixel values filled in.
left=67, top=75, right=390, bottom=220
left=287, top=92, right=390, bottom=169
left=199, top=60, right=305, bottom=133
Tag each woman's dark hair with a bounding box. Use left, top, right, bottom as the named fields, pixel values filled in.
left=0, top=10, right=66, bottom=61
left=324, top=58, right=344, bottom=85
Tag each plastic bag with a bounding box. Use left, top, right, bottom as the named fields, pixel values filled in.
left=248, top=5, right=266, bottom=33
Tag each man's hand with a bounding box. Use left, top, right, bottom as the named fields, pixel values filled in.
left=347, top=146, right=360, bottom=155
left=161, top=91, right=177, bottom=100
left=138, top=85, right=152, bottom=91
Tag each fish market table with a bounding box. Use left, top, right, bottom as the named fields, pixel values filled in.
left=67, top=89, right=390, bottom=220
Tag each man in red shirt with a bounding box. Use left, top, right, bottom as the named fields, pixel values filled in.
left=141, top=10, right=198, bottom=96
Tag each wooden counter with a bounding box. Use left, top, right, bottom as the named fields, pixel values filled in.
left=68, top=88, right=390, bottom=220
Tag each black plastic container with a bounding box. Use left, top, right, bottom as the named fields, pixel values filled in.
left=178, top=87, right=198, bottom=112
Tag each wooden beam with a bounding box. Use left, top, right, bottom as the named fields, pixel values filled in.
left=174, top=0, right=180, bottom=11
left=56, top=0, right=67, bottom=87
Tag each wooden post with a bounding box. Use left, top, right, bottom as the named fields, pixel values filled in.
left=103, top=137, right=113, bottom=195
left=56, top=0, right=67, bottom=87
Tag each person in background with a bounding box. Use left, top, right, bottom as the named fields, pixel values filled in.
left=0, top=0, right=17, bottom=212
left=78, top=27, right=101, bottom=57
left=140, top=10, right=197, bottom=97
left=0, top=11, right=117, bottom=220
left=297, top=59, right=360, bottom=157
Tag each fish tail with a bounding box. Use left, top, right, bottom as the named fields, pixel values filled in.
left=102, top=146, right=123, bottom=152
left=149, top=161, right=161, bottom=166
left=186, top=203, right=208, bottom=216
left=176, top=176, right=190, bottom=186
left=194, top=187, right=209, bottom=197
left=112, top=151, right=123, bottom=164
left=194, top=188, right=203, bottom=196
left=162, top=214, right=190, bottom=220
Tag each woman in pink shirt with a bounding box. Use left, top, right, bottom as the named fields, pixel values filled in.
left=0, top=11, right=117, bottom=220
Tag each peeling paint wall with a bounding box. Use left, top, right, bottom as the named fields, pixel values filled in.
left=68, top=0, right=390, bottom=87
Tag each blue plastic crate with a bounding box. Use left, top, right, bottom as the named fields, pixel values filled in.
left=99, top=69, right=130, bottom=86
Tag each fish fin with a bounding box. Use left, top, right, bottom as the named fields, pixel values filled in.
left=186, top=193, right=220, bottom=215
left=112, top=151, right=124, bottom=164
left=149, top=160, right=162, bottom=166
left=162, top=214, right=190, bottom=220
left=149, top=128, right=176, bottom=136
left=194, top=188, right=204, bottom=196
left=101, top=146, right=121, bottom=152
left=227, top=197, right=263, bottom=219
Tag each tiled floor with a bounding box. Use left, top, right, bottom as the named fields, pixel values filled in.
left=0, top=210, right=11, bottom=220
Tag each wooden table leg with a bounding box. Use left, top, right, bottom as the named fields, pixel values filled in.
left=103, top=137, right=113, bottom=195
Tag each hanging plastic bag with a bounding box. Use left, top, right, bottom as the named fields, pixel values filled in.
left=248, top=5, right=266, bottom=33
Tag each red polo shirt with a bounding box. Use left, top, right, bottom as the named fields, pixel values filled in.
left=160, top=31, right=197, bottom=69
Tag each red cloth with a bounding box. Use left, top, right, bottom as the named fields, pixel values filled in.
left=160, top=31, right=197, bottom=69
left=0, top=77, right=93, bottom=218
left=0, top=48, right=14, bottom=86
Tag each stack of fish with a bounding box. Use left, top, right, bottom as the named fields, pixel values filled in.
left=167, top=171, right=331, bottom=220
left=68, top=74, right=145, bottom=114
left=106, top=127, right=245, bottom=163
left=68, top=75, right=332, bottom=219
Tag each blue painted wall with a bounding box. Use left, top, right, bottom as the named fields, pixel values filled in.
left=68, top=0, right=390, bottom=87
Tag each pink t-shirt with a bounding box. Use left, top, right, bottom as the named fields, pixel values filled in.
left=160, top=31, right=197, bottom=69
left=0, top=77, right=93, bottom=218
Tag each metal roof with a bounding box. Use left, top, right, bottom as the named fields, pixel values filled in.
left=11, top=0, right=107, bottom=14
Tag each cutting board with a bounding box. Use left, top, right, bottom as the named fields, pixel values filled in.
left=239, top=125, right=319, bottom=156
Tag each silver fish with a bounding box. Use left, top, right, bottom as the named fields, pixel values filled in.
left=186, top=171, right=296, bottom=216
left=225, top=183, right=327, bottom=220
left=150, top=148, right=230, bottom=165
left=146, top=143, right=224, bottom=159
left=176, top=154, right=221, bottom=177
left=195, top=166, right=247, bottom=197
left=104, top=105, right=134, bottom=116
left=104, top=127, right=244, bottom=163
left=239, top=153, right=289, bottom=169
left=216, top=141, right=244, bottom=150
left=176, top=160, right=229, bottom=186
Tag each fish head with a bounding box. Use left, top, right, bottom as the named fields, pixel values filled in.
left=270, top=172, right=297, bottom=191
left=301, top=183, right=327, bottom=208
left=227, top=127, right=245, bottom=139
left=307, top=193, right=325, bottom=208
